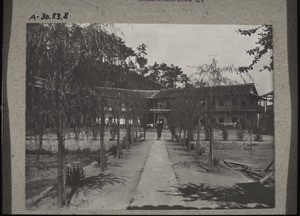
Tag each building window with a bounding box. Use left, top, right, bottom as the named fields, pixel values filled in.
left=219, top=117, right=224, bottom=123
left=232, top=117, right=237, bottom=123
left=219, top=100, right=224, bottom=106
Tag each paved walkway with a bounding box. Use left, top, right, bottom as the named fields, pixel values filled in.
left=130, top=139, right=185, bottom=208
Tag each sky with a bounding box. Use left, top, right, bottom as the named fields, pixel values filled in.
left=113, top=24, right=273, bottom=95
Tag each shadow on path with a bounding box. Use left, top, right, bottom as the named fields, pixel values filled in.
left=159, top=182, right=274, bottom=209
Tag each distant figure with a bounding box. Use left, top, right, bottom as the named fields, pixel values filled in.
left=156, top=121, right=164, bottom=140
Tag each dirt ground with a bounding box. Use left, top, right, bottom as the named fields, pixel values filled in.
left=166, top=140, right=275, bottom=209
left=26, top=139, right=152, bottom=210
left=69, top=139, right=153, bottom=210
left=26, top=130, right=274, bottom=210
left=26, top=152, right=98, bottom=201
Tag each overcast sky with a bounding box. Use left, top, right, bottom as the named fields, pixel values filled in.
left=114, top=24, right=273, bottom=95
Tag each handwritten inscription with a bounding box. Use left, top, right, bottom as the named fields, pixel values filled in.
left=29, top=12, right=69, bottom=21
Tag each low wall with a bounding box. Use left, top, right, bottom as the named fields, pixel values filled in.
left=26, top=131, right=127, bottom=153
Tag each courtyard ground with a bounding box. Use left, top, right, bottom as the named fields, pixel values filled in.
left=166, top=140, right=275, bottom=209
left=26, top=130, right=274, bottom=210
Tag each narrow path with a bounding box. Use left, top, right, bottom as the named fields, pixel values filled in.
left=129, top=139, right=185, bottom=208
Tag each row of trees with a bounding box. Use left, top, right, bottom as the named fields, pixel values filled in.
left=166, top=24, right=273, bottom=170
left=26, top=23, right=273, bottom=207
left=132, top=43, right=190, bottom=89
left=167, top=58, right=253, bottom=172
left=26, top=23, right=150, bottom=207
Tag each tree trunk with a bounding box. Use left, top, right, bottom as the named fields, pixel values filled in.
left=208, top=86, right=214, bottom=172
left=208, top=124, right=213, bottom=172
left=100, top=113, right=105, bottom=172
left=196, top=118, right=200, bottom=160
left=183, top=130, right=187, bottom=147
left=135, top=124, right=138, bottom=142
left=178, top=128, right=182, bottom=143
left=143, top=128, right=146, bottom=140
left=57, top=109, right=66, bottom=207
left=117, top=114, right=121, bottom=159
left=250, top=129, right=253, bottom=155
left=187, top=130, right=190, bottom=151
left=125, top=117, right=129, bottom=149
left=37, top=132, right=43, bottom=160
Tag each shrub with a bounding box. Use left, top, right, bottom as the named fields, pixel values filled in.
left=66, top=164, right=85, bottom=189
left=237, top=129, right=245, bottom=141
left=213, top=157, right=221, bottom=166
left=107, top=145, right=120, bottom=157
left=254, top=129, right=262, bottom=141
left=222, top=128, right=228, bottom=141
left=121, top=135, right=132, bottom=149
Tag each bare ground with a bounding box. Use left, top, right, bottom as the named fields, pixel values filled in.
left=165, top=140, right=275, bottom=209
left=68, top=139, right=153, bottom=210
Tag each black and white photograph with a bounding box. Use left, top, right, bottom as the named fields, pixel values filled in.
left=25, top=23, right=275, bottom=210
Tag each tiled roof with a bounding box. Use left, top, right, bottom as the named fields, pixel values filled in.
left=152, top=83, right=258, bottom=99
left=30, top=77, right=259, bottom=99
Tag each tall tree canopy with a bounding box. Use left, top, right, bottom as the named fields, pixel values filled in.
left=237, top=25, right=273, bottom=73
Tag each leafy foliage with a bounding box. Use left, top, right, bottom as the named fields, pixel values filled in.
left=237, top=25, right=273, bottom=73
left=66, top=164, right=85, bottom=189
left=107, top=145, right=121, bottom=157
left=212, top=157, right=221, bottom=166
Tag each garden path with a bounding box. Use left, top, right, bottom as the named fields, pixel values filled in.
left=129, top=138, right=186, bottom=209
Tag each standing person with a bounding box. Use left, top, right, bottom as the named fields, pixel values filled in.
left=156, top=120, right=164, bottom=140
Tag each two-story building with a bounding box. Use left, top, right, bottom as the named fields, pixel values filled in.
left=103, top=83, right=265, bottom=130
left=27, top=77, right=266, bottom=131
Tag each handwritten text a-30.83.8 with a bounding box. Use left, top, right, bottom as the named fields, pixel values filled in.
left=29, top=12, right=69, bottom=21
